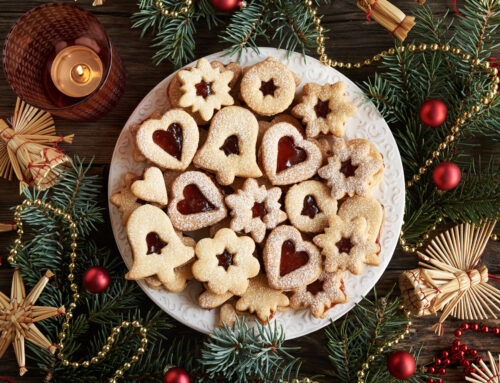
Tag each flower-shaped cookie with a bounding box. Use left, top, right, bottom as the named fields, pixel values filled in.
left=292, top=82, right=357, bottom=138
left=178, top=58, right=234, bottom=121
left=337, top=196, right=384, bottom=242
left=131, top=167, right=168, bottom=206
left=125, top=205, right=194, bottom=284
left=289, top=271, right=347, bottom=318
left=235, top=274, right=289, bottom=323
left=313, top=215, right=380, bottom=275
left=318, top=139, right=384, bottom=199
left=225, top=178, right=287, bottom=243
left=110, top=172, right=145, bottom=225
left=192, top=228, right=260, bottom=295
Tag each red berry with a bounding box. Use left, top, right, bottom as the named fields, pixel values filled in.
left=460, top=345, right=468, bottom=352
left=470, top=368, right=477, bottom=374
left=428, top=366, right=436, bottom=374
left=435, top=358, right=442, bottom=365
left=438, top=367, right=446, bottom=375
left=453, top=339, right=461, bottom=347
left=470, top=349, right=478, bottom=357
left=435, top=380, right=443, bottom=383
left=461, top=323, right=470, bottom=330
left=481, top=325, right=489, bottom=333
left=475, top=357, right=483, bottom=364
left=471, top=323, right=479, bottom=331
left=451, top=346, right=459, bottom=353
left=492, top=327, right=500, bottom=335
left=454, top=329, right=462, bottom=337
left=443, top=358, right=450, bottom=366
left=461, top=360, right=470, bottom=368
left=441, top=351, right=449, bottom=358
left=426, top=379, right=434, bottom=383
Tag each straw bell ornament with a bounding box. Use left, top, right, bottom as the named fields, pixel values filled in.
left=399, top=220, right=500, bottom=335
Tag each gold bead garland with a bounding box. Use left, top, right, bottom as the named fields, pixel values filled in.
left=8, top=199, right=148, bottom=383
left=154, top=0, right=192, bottom=17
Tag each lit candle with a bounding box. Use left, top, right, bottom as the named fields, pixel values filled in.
left=50, top=45, right=103, bottom=98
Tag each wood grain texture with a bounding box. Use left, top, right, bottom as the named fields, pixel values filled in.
left=0, top=0, right=498, bottom=381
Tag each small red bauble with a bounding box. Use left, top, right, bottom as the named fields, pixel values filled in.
left=428, top=366, right=436, bottom=374
left=471, top=323, right=479, bottom=331
left=461, top=323, right=470, bottom=330
left=475, top=357, right=483, bottom=364
left=435, top=357, right=442, bottom=365
left=481, top=325, right=489, bottom=333
left=442, top=358, right=450, bottom=366
left=454, top=329, right=462, bottom=337
left=387, top=350, right=416, bottom=379
left=470, top=349, right=478, bottom=357
left=453, top=339, right=461, bottom=347
left=492, top=327, right=500, bottom=335
left=435, top=380, right=443, bottom=383
left=426, top=379, right=434, bottom=383
left=419, top=99, right=448, bottom=127
left=438, top=367, right=446, bottom=375
left=433, top=162, right=461, bottom=190
left=460, top=345, right=468, bottom=352
left=163, top=367, right=191, bottom=383
left=83, top=266, right=110, bottom=294
left=211, top=0, right=243, bottom=12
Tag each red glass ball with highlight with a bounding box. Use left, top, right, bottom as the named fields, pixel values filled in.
left=83, top=266, right=110, bottom=294
left=419, top=99, right=448, bottom=127
left=163, top=367, right=190, bottom=383
left=387, top=351, right=416, bottom=379
left=433, top=162, right=461, bottom=190
left=211, top=0, right=243, bottom=12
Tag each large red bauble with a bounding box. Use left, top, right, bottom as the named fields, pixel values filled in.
left=387, top=350, right=416, bottom=379
left=83, top=266, right=110, bottom=294
left=419, top=99, right=448, bottom=127
left=433, top=162, right=461, bottom=191
left=163, top=367, right=191, bottom=383
left=211, top=0, right=242, bottom=12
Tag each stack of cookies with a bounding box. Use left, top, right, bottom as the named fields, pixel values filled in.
left=111, top=56, right=385, bottom=326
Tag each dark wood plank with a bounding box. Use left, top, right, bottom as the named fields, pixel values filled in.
left=0, top=0, right=498, bottom=381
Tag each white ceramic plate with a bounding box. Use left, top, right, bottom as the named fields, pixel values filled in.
left=108, top=47, right=405, bottom=339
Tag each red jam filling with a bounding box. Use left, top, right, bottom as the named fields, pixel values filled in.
left=260, top=79, right=278, bottom=96
left=280, top=240, right=309, bottom=276
left=336, top=237, right=353, bottom=254
left=276, top=136, right=307, bottom=173
left=146, top=232, right=167, bottom=254
left=195, top=80, right=213, bottom=98
left=177, top=184, right=216, bottom=215
left=340, top=159, right=358, bottom=178
left=306, top=279, right=324, bottom=295
left=219, top=135, right=240, bottom=156
left=301, top=195, right=321, bottom=219
left=314, top=99, right=331, bottom=118
left=217, top=249, right=234, bottom=270
left=251, top=202, right=267, bottom=219
left=152, top=123, right=183, bottom=160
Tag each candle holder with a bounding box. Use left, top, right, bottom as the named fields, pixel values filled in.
left=3, top=3, right=126, bottom=121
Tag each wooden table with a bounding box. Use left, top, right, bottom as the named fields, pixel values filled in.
left=1, top=1, right=498, bottom=381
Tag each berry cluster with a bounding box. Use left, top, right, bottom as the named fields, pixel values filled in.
left=426, top=323, right=500, bottom=382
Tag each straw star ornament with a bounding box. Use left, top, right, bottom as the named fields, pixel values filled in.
left=0, top=269, right=65, bottom=375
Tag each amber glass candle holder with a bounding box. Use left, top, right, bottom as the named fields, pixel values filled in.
left=3, top=3, right=126, bottom=121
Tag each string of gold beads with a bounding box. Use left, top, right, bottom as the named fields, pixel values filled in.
left=155, top=0, right=192, bottom=17
left=8, top=199, right=148, bottom=383
left=304, top=0, right=498, bottom=189
left=356, top=306, right=412, bottom=383
left=284, top=379, right=318, bottom=383
left=399, top=216, right=444, bottom=253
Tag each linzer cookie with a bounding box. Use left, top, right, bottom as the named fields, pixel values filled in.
left=235, top=274, right=289, bottom=323
left=318, top=139, right=384, bottom=199
left=260, top=122, right=322, bottom=185
left=168, top=171, right=227, bottom=231
left=240, top=57, right=296, bottom=116
left=225, top=178, right=287, bottom=243
left=178, top=58, right=234, bottom=121
left=337, top=196, right=384, bottom=242
left=292, top=82, right=357, bottom=138
left=285, top=180, right=337, bottom=233
left=136, top=109, right=199, bottom=170
left=192, top=228, right=260, bottom=295
left=131, top=167, right=168, bottom=206
left=125, top=204, right=194, bottom=285
left=263, top=225, right=322, bottom=290
left=289, top=271, right=347, bottom=318
left=313, top=215, right=380, bottom=275
left=193, top=106, right=262, bottom=185
left=110, top=172, right=145, bottom=225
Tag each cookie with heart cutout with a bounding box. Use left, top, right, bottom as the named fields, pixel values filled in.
left=125, top=204, right=195, bottom=286
left=263, top=225, right=322, bottom=291
left=130, top=166, right=168, bottom=206
left=168, top=170, right=227, bottom=231
left=235, top=273, right=289, bottom=323
left=285, top=180, right=337, bottom=233
left=110, top=172, right=147, bottom=225
left=136, top=109, right=199, bottom=170
left=313, top=214, right=380, bottom=275
left=289, top=270, right=347, bottom=318
left=193, top=106, right=262, bottom=185
left=192, top=228, right=260, bottom=295
left=260, top=122, right=322, bottom=185
left=337, top=196, right=384, bottom=242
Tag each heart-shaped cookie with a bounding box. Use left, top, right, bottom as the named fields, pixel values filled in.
left=131, top=167, right=168, bottom=206
left=263, top=225, right=322, bottom=290
left=125, top=204, right=194, bottom=285
left=168, top=171, right=227, bottom=231
left=194, top=106, right=263, bottom=185
left=260, top=122, right=322, bottom=185
left=136, top=109, right=199, bottom=170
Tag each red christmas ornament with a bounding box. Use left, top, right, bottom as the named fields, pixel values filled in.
left=419, top=99, right=448, bottom=127
left=433, top=162, right=461, bottom=190
left=211, top=0, right=243, bottom=12
left=163, top=367, right=190, bottom=383
left=83, top=266, right=110, bottom=294
left=387, top=350, right=416, bottom=379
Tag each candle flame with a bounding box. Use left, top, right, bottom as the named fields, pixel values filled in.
left=75, top=65, right=85, bottom=77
